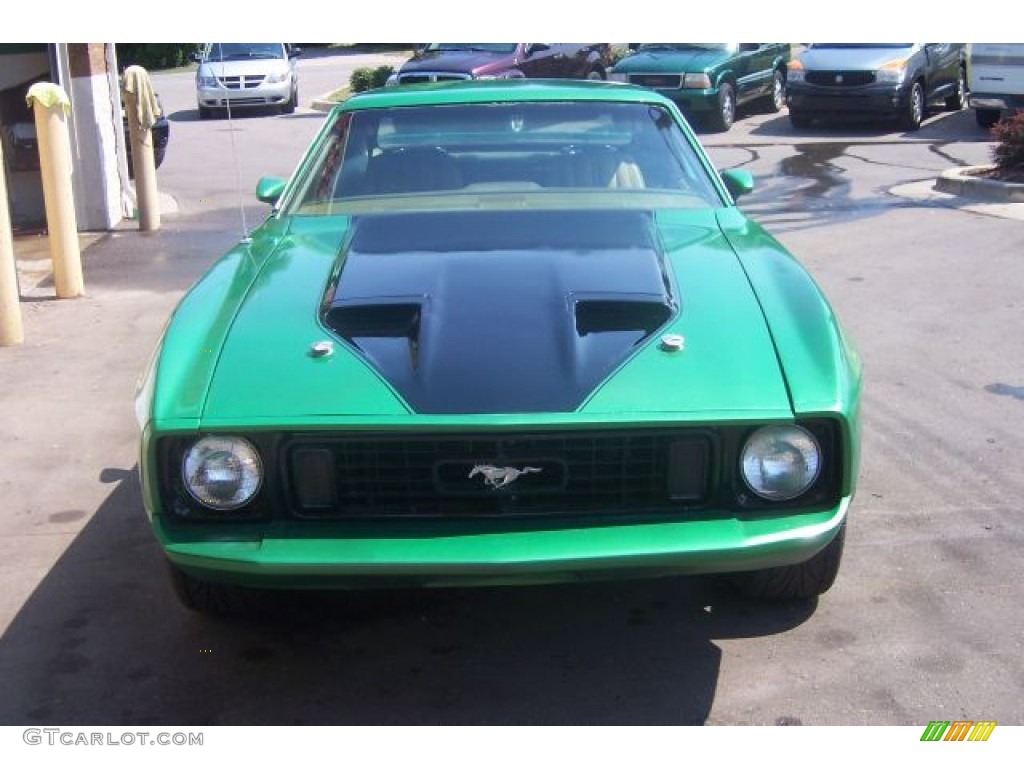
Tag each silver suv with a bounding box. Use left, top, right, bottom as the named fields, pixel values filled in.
left=194, top=43, right=300, bottom=118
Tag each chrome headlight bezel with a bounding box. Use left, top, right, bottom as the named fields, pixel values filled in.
left=740, top=425, right=823, bottom=502
left=181, top=435, right=264, bottom=511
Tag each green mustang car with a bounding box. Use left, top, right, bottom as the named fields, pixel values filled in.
left=610, top=44, right=791, bottom=131
left=135, top=80, right=860, bottom=614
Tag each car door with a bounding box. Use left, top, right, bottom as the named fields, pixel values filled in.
left=923, top=44, right=960, bottom=98
left=518, top=44, right=562, bottom=78
left=735, top=44, right=767, bottom=104
left=559, top=44, right=591, bottom=78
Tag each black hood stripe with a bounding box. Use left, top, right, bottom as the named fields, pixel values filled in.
left=323, top=210, right=675, bottom=414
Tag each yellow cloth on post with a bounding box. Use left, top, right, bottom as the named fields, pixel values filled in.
left=122, top=65, right=160, bottom=134
left=25, top=82, right=71, bottom=114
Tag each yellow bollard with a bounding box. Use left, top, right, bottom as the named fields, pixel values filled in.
left=27, top=82, right=84, bottom=299
left=0, top=138, right=25, bottom=345
left=122, top=66, right=161, bottom=232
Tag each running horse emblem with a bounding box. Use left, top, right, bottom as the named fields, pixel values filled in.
left=468, top=464, right=543, bottom=489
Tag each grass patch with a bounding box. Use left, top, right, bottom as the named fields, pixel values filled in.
left=324, top=86, right=352, bottom=103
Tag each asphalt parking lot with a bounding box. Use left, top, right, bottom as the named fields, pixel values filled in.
left=1, top=51, right=1023, bottom=725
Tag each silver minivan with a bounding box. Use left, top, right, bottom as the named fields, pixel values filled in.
left=967, top=43, right=1024, bottom=128
left=194, top=43, right=300, bottom=119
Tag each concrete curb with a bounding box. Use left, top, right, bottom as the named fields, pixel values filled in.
left=310, top=97, right=337, bottom=113
left=935, top=165, right=1024, bottom=203
left=889, top=179, right=1024, bottom=222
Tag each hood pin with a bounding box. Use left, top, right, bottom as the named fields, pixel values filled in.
left=310, top=340, right=334, bottom=358
left=660, top=334, right=685, bottom=353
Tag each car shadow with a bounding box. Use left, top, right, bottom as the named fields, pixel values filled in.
left=750, top=107, right=989, bottom=142
left=167, top=107, right=301, bottom=123
left=0, top=471, right=817, bottom=725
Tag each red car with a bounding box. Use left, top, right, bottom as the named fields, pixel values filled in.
left=387, top=44, right=611, bottom=85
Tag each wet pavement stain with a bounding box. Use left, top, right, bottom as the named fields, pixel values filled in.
left=779, top=143, right=851, bottom=201
left=929, top=141, right=971, bottom=168
left=985, top=383, right=1024, bottom=401
left=775, top=715, right=803, bottom=726
left=51, top=651, right=93, bottom=675
left=48, top=510, right=86, bottom=524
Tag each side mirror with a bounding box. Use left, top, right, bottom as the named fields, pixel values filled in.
left=190, top=51, right=202, bottom=63
left=739, top=43, right=761, bottom=53
left=289, top=46, right=303, bottom=59
left=526, top=44, right=551, bottom=57
left=720, top=169, right=754, bottom=199
left=256, top=176, right=287, bottom=205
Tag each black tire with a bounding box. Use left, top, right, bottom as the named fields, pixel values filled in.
left=167, top=561, right=261, bottom=616
left=586, top=67, right=605, bottom=81
left=198, top=104, right=213, bottom=120
left=976, top=108, right=1001, bottom=129
left=945, top=66, right=967, bottom=110
left=282, top=86, right=297, bottom=114
left=789, top=109, right=813, bottom=130
left=899, top=80, right=925, bottom=131
left=731, top=521, right=847, bottom=601
left=707, top=81, right=736, bottom=132
left=764, top=69, right=786, bottom=113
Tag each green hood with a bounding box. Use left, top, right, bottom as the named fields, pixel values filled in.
left=165, top=209, right=795, bottom=428
left=614, top=46, right=734, bottom=74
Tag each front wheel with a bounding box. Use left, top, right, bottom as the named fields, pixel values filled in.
left=730, top=521, right=847, bottom=601
left=976, top=108, right=1001, bottom=129
left=707, top=82, right=736, bottom=132
left=167, top=561, right=261, bottom=616
left=945, top=66, right=967, bottom=110
left=789, top=109, right=813, bottom=130
left=899, top=81, right=925, bottom=131
left=586, top=68, right=605, bottom=81
left=764, top=69, right=786, bottom=113
left=282, top=86, right=297, bottom=114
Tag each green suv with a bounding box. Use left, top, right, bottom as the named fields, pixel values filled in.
left=610, top=43, right=791, bottom=131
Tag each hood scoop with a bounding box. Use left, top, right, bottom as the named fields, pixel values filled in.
left=322, top=210, right=677, bottom=414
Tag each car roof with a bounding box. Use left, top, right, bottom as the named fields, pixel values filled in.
left=336, top=79, right=676, bottom=112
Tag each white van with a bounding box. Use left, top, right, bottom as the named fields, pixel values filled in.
left=967, top=43, right=1024, bottom=128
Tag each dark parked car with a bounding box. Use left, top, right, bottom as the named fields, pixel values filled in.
left=609, top=44, right=791, bottom=131
left=786, top=43, right=966, bottom=130
left=1, top=112, right=166, bottom=177
left=387, top=44, right=611, bottom=85
left=125, top=106, right=169, bottom=177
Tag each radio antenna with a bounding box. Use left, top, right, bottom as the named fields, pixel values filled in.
left=215, top=43, right=251, bottom=244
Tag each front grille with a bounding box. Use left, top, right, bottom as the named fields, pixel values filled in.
left=284, top=431, right=712, bottom=519
left=223, top=97, right=272, bottom=106
left=628, top=73, right=683, bottom=89
left=220, top=74, right=266, bottom=89
left=397, top=72, right=473, bottom=85
left=805, top=70, right=876, bottom=87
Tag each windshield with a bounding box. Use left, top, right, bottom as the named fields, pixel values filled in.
left=424, top=44, right=519, bottom=54
left=205, top=43, right=286, bottom=61
left=287, top=101, right=723, bottom=215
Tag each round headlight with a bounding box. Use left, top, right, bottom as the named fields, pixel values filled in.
left=182, top=436, right=263, bottom=510
left=740, top=425, right=821, bottom=501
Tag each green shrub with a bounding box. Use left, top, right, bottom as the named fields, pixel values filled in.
left=350, top=65, right=394, bottom=93
left=991, top=110, right=1024, bottom=171
left=116, top=44, right=199, bottom=71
